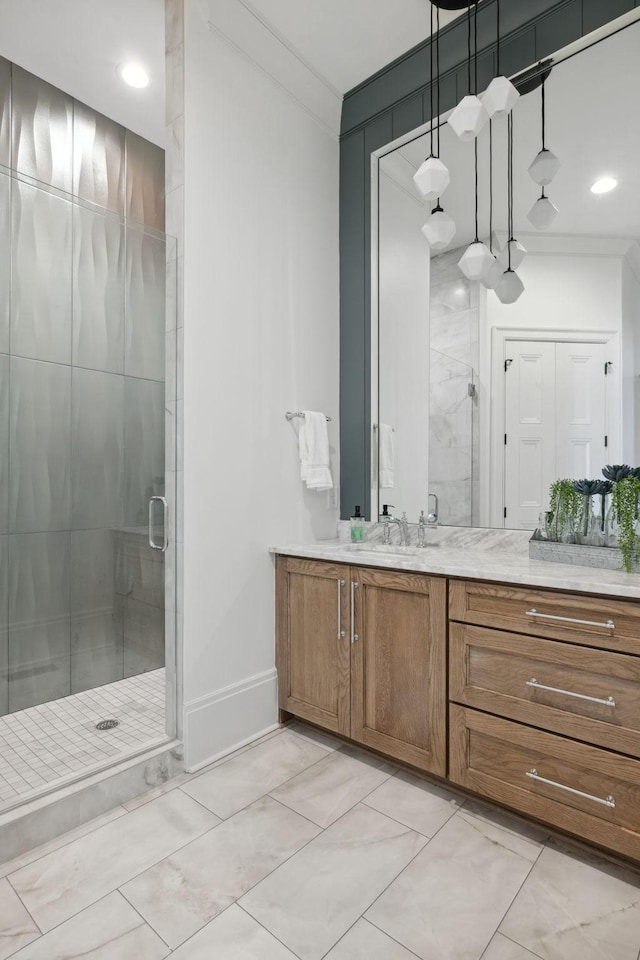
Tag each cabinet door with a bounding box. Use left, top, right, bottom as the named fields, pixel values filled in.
left=276, top=556, right=350, bottom=734
left=350, top=568, right=446, bottom=774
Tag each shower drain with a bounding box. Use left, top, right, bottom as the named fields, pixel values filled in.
left=95, top=719, right=119, bottom=731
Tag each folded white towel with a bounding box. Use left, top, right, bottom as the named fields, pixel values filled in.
left=379, top=423, right=394, bottom=489
left=299, top=411, right=333, bottom=491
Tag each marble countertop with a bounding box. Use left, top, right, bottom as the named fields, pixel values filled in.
left=270, top=526, right=640, bottom=600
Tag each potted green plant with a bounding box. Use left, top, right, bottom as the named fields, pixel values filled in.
left=548, top=479, right=581, bottom=543
left=605, top=467, right=640, bottom=573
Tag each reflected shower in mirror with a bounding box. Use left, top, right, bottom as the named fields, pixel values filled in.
left=374, top=16, right=640, bottom=529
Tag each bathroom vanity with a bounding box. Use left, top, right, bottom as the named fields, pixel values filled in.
left=273, top=534, right=640, bottom=863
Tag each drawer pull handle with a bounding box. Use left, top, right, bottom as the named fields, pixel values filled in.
left=351, top=581, right=359, bottom=644
left=526, top=768, right=615, bottom=809
left=337, top=580, right=346, bottom=639
left=525, top=609, right=615, bottom=631
left=526, top=678, right=616, bottom=709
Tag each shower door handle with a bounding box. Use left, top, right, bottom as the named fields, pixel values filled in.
left=149, top=496, right=169, bottom=552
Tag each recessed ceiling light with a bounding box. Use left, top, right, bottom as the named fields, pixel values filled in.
left=119, top=63, right=149, bottom=89
left=590, top=177, right=618, bottom=195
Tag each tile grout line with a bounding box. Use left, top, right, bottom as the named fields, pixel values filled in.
left=236, top=901, right=306, bottom=960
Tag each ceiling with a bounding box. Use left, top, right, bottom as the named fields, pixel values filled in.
left=0, top=0, right=463, bottom=147
left=384, top=20, right=640, bottom=249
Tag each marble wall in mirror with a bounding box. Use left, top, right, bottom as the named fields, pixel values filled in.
left=373, top=16, right=640, bottom=530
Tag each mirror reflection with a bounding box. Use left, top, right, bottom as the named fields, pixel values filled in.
left=375, top=19, right=640, bottom=529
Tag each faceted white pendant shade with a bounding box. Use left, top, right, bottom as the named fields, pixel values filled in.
left=413, top=156, right=450, bottom=200
left=496, top=268, right=525, bottom=304
left=421, top=206, right=456, bottom=250
left=480, top=256, right=503, bottom=290
left=498, top=238, right=527, bottom=271
left=527, top=194, right=559, bottom=230
left=528, top=148, right=561, bottom=186
left=447, top=95, right=489, bottom=141
left=482, top=76, right=520, bottom=119
left=458, top=241, right=494, bottom=281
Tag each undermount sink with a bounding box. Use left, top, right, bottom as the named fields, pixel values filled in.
left=342, top=542, right=439, bottom=557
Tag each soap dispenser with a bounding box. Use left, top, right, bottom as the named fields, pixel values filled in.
left=350, top=506, right=365, bottom=542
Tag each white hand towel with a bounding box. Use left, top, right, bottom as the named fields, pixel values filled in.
left=379, top=423, right=395, bottom=489
left=299, top=411, right=333, bottom=491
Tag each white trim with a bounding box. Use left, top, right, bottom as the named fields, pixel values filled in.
left=183, top=667, right=278, bottom=771
left=370, top=151, right=380, bottom=521
left=487, top=327, right=621, bottom=528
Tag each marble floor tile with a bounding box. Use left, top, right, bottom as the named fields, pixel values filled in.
left=365, top=806, right=543, bottom=960
left=8, top=891, right=169, bottom=960
left=170, top=905, right=299, bottom=960
left=9, top=789, right=219, bottom=932
left=121, top=796, right=320, bottom=948
left=482, top=933, right=543, bottom=960
left=240, top=803, right=427, bottom=960
left=363, top=770, right=462, bottom=837
left=325, top=918, right=419, bottom=959
left=0, top=877, right=40, bottom=959
left=499, top=842, right=640, bottom=960
left=181, top=729, right=330, bottom=819
left=270, top=747, right=393, bottom=828
left=288, top=721, right=344, bottom=752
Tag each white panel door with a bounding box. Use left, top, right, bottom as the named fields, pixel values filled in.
left=504, top=341, right=557, bottom=529
left=555, top=342, right=606, bottom=480
left=504, top=339, right=607, bottom=529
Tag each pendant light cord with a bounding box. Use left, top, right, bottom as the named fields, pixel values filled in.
left=496, top=0, right=500, bottom=76
left=507, top=112, right=513, bottom=267
left=436, top=4, right=441, bottom=158
left=429, top=1, right=434, bottom=157
left=467, top=4, right=472, bottom=95
left=489, top=120, right=493, bottom=253
left=541, top=79, right=546, bottom=150
left=473, top=0, right=478, bottom=96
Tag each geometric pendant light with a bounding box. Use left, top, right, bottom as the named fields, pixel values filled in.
left=458, top=139, right=493, bottom=281
left=448, top=3, right=489, bottom=141
left=414, top=2, right=450, bottom=199
left=479, top=120, right=503, bottom=290
left=482, top=0, right=519, bottom=119
left=528, top=78, right=560, bottom=185
left=496, top=113, right=525, bottom=302
left=528, top=189, right=559, bottom=229
left=422, top=203, right=457, bottom=249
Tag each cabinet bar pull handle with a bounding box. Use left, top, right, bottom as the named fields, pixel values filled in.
left=525, top=609, right=615, bottom=630
left=351, top=581, right=359, bottom=644
left=526, top=678, right=616, bottom=708
left=337, top=580, right=346, bottom=639
left=526, top=768, right=615, bottom=808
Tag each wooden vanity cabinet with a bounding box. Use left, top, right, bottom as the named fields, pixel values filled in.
left=276, top=556, right=446, bottom=775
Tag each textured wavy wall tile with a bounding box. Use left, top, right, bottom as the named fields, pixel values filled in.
left=11, top=180, right=72, bottom=364
left=9, top=358, right=71, bottom=534
left=71, top=607, right=124, bottom=694
left=125, top=131, right=165, bottom=230
left=0, top=172, right=9, bottom=355
left=0, top=535, right=7, bottom=715
left=71, top=368, right=124, bottom=530
left=125, top=227, right=166, bottom=381
left=0, top=355, right=8, bottom=535
left=73, top=102, right=125, bottom=214
left=11, top=66, right=73, bottom=192
left=0, top=57, right=9, bottom=167
left=72, top=205, right=125, bottom=374
left=124, top=377, right=165, bottom=528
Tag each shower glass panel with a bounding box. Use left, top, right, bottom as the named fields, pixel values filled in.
left=429, top=350, right=478, bottom=526
left=0, top=165, right=170, bottom=720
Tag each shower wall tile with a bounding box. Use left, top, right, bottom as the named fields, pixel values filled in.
left=73, top=205, right=125, bottom=374
left=0, top=172, right=9, bottom=355
left=125, top=228, right=166, bottom=381
left=11, top=66, right=73, bottom=193
left=8, top=622, right=71, bottom=711
left=70, top=529, right=118, bottom=616
left=123, top=598, right=165, bottom=678
left=11, top=180, right=72, bottom=364
left=9, top=357, right=71, bottom=533
left=0, top=57, right=10, bottom=167
left=71, top=368, right=124, bottom=530
left=0, top=355, right=8, bottom=535
left=0, top=535, right=7, bottom=715
left=73, top=101, right=125, bottom=214
left=71, top=609, right=123, bottom=694
left=124, top=377, right=165, bottom=527
left=125, top=131, right=165, bottom=230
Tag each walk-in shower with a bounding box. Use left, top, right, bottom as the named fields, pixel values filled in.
left=0, top=61, right=176, bottom=813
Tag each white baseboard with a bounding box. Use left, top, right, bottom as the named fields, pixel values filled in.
left=183, top=667, right=278, bottom=771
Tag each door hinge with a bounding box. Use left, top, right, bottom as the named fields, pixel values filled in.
left=504, top=507, right=507, bottom=519
left=504, top=358, right=513, bottom=372
left=605, top=435, right=608, bottom=448
left=604, top=361, right=613, bottom=375
left=504, top=433, right=507, bottom=445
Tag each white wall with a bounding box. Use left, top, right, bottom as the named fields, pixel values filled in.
left=378, top=171, right=430, bottom=521
left=181, top=0, right=340, bottom=768
left=621, top=250, right=640, bottom=465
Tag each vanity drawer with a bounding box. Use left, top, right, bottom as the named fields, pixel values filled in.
left=450, top=624, right=640, bottom=757
left=449, top=705, right=640, bottom=862
left=449, top=580, right=640, bottom=654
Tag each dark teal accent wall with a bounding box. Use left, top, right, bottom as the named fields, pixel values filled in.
left=339, top=0, right=637, bottom=519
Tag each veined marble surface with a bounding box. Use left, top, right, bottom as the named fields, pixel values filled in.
left=271, top=525, right=640, bottom=600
